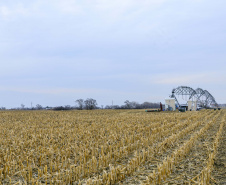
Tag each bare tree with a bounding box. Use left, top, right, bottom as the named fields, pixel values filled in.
left=75, top=99, right=84, bottom=110
left=84, top=98, right=97, bottom=110
left=64, top=105, right=72, bottom=110
left=124, top=100, right=132, bottom=109
left=130, top=101, right=140, bottom=109
left=21, top=104, right=25, bottom=110
left=36, top=104, right=43, bottom=110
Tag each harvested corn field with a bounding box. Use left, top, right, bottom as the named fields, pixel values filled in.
left=0, top=109, right=225, bottom=184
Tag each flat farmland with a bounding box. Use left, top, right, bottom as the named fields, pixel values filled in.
left=0, top=109, right=225, bottom=184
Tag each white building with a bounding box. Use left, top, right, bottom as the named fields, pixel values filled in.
left=165, top=98, right=176, bottom=111
left=187, top=100, right=197, bottom=111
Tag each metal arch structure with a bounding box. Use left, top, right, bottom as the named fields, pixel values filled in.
left=203, top=90, right=218, bottom=107
left=170, top=86, right=197, bottom=107
left=195, top=88, right=206, bottom=99
left=171, top=86, right=197, bottom=96
left=192, top=88, right=218, bottom=108
left=194, top=88, right=206, bottom=107
left=170, top=86, right=218, bottom=108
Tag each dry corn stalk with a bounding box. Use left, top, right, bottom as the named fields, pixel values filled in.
left=0, top=109, right=221, bottom=184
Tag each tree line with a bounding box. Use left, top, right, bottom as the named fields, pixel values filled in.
left=3, top=98, right=162, bottom=110
left=104, top=100, right=161, bottom=109
left=74, top=99, right=161, bottom=110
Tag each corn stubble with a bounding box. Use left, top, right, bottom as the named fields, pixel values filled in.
left=0, top=109, right=224, bottom=184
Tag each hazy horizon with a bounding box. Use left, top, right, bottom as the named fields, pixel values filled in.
left=1, top=0, right=226, bottom=108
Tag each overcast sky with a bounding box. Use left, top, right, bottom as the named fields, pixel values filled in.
left=0, top=0, right=225, bottom=108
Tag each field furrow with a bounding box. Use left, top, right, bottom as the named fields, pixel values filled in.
left=120, top=111, right=221, bottom=184
left=161, top=111, right=224, bottom=184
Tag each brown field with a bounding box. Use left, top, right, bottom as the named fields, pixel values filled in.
left=0, top=109, right=225, bottom=184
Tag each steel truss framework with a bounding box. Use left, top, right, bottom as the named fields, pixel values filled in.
left=170, top=86, right=218, bottom=108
